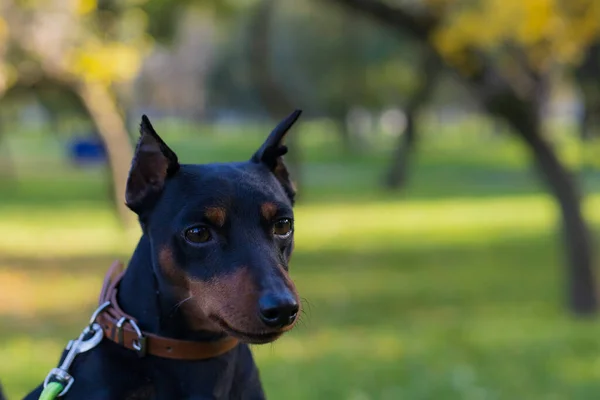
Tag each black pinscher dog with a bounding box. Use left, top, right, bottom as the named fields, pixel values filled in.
left=20, top=110, right=303, bottom=400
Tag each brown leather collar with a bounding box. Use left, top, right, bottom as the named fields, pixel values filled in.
left=95, top=261, right=239, bottom=360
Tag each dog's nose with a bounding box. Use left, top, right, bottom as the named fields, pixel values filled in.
left=258, top=292, right=299, bottom=328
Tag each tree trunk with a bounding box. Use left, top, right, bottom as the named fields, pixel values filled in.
left=576, top=42, right=600, bottom=143
left=579, top=103, right=592, bottom=142
left=385, top=111, right=416, bottom=188
left=75, top=81, right=135, bottom=227
left=520, top=126, right=597, bottom=314
left=249, top=0, right=303, bottom=193
left=335, top=114, right=354, bottom=152
left=0, top=89, right=14, bottom=183
left=0, top=120, right=15, bottom=183
left=488, top=81, right=598, bottom=315
left=385, top=52, right=438, bottom=189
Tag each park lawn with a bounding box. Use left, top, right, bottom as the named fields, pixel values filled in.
left=2, top=127, right=600, bottom=399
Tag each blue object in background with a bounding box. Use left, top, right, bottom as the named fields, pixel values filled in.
left=68, top=136, right=107, bottom=166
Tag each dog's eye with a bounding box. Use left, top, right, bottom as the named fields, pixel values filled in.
left=273, top=218, right=293, bottom=238
left=184, top=226, right=212, bottom=244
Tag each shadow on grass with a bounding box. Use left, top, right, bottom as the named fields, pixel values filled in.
left=0, top=229, right=584, bottom=339
left=0, top=255, right=124, bottom=275
left=1, top=224, right=600, bottom=399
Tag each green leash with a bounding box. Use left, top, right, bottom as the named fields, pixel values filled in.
left=39, top=382, right=64, bottom=400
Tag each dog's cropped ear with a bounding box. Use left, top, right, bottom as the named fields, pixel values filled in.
left=251, top=109, right=302, bottom=203
left=125, top=115, right=180, bottom=214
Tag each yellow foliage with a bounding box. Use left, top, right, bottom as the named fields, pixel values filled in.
left=0, top=17, right=7, bottom=42
left=67, top=41, right=148, bottom=84
left=517, top=0, right=554, bottom=46
left=2, top=0, right=156, bottom=93
left=0, top=13, right=16, bottom=94
left=431, top=0, right=600, bottom=71
left=0, top=63, right=18, bottom=94
left=76, top=0, right=97, bottom=15
left=63, top=3, right=153, bottom=84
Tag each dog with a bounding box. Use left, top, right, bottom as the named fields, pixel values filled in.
left=20, top=110, right=303, bottom=399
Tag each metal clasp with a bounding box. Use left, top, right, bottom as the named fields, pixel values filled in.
left=42, top=303, right=108, bottom=397
left=65, top=323, right=104, bottom=355
left=42, top=323, right=103, bottom=397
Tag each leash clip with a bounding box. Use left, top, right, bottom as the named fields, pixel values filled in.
left=41, top=306, right=107, bottom=398
left=65, top=323, right=104, bottom=355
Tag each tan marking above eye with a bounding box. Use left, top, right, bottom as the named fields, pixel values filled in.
left=205, top=207, right=227, bottom=227
left=261, top=202, right=278, bottom=220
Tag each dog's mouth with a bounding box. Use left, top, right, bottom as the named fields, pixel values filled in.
left=210, top=316, right=284, bottom=344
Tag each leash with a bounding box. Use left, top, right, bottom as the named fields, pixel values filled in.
left=38, top=382, right=63, bottom=400
left=38, top=261, right=239, bottom=399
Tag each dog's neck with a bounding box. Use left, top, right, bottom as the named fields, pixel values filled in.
left=117, top=233, right=226, bottom=342
left=108, top=235, right=266, bottom=398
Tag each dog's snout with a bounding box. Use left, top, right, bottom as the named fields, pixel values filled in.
left=258, top=292, right=299, bottom=328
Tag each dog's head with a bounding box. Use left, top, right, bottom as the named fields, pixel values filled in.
left=124, top=111, right=302, bottom=344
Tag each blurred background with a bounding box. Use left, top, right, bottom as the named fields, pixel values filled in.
left=2, top=0, right=600, bottom=398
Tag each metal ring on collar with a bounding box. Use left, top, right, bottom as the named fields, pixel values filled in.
left=88, top=301, right=111, bottom=326
left=128, top=319, right=146, bottom=356
left=115, top=316, right=127, bottom=345
left=113, top=317, right=146, bottom=356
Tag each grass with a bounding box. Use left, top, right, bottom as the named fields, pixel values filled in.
left=2, top=122, right=600, bottom=399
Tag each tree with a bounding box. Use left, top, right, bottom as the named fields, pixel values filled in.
left=0, top=0, right=152, bottom=225
left=326, top=0, right=600, bottom=314
left=265, top=2, right=421, bottom=148
left=0, top=0, right=241, bottom=224
left=385, top=50, right=440, bottom=189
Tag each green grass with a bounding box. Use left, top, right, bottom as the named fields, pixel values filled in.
left=2, top=123, right=600, bottom=399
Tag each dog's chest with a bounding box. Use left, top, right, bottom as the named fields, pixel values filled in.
left=126, top=384, right=155, bottom=400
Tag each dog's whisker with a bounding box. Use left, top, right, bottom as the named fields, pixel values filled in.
left=299, top=297, right=313, bottom=319
left=300, top=297, right=313, bottom=313
left=169, top=295, right=194, bottom=315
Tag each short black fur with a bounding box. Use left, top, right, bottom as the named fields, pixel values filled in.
left=22, top=110, right=303, bottom=400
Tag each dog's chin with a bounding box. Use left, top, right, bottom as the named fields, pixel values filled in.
left=210, top=316, right=287, bottom=345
